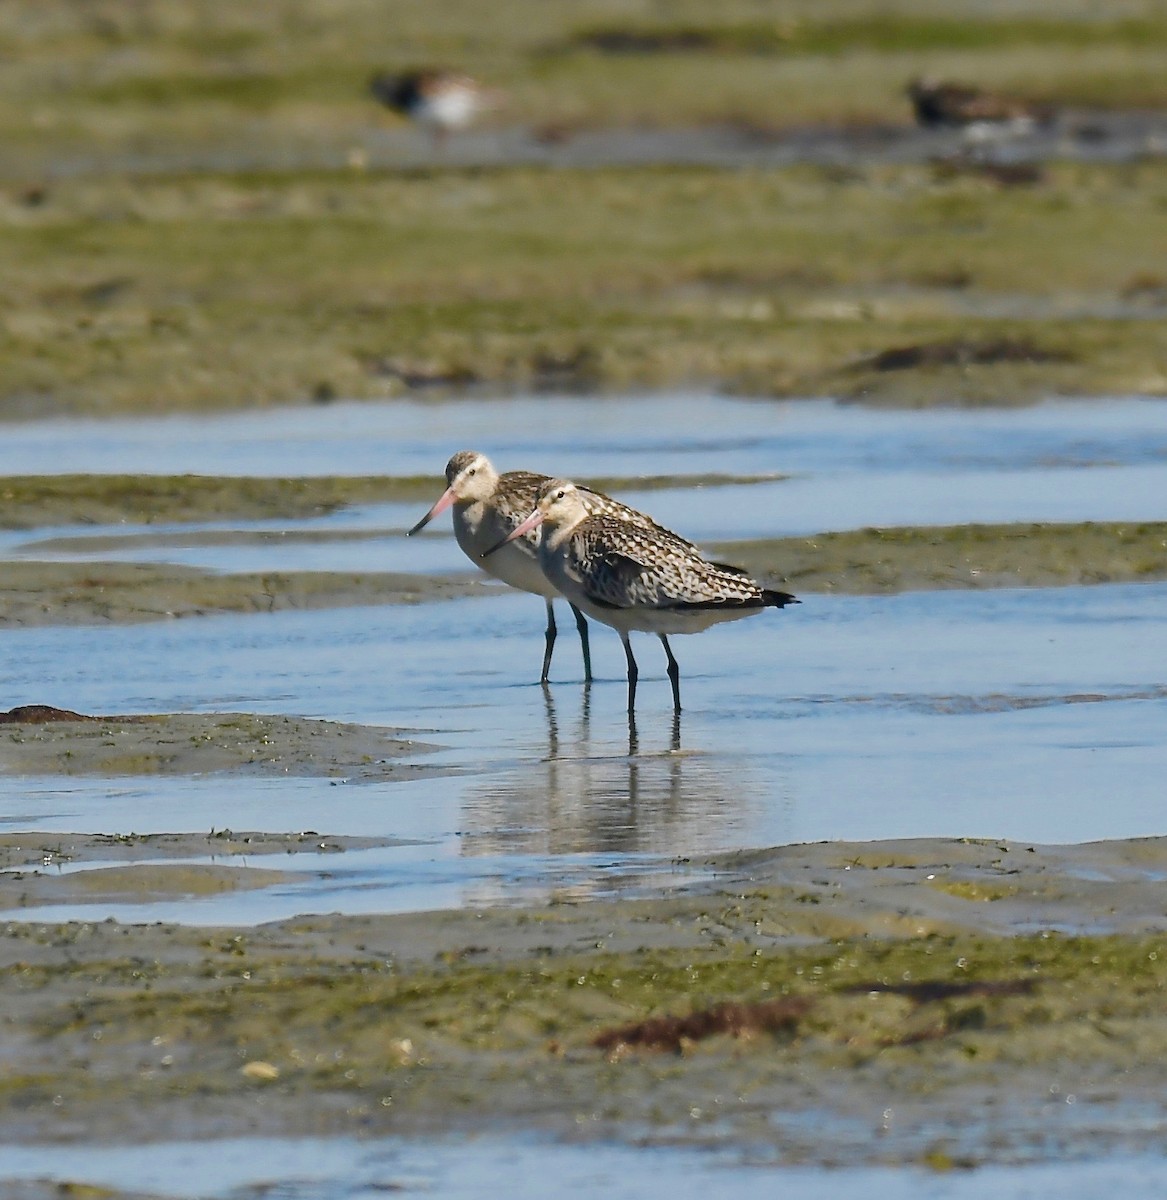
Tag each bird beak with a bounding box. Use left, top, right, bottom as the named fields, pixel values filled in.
left=407, top=486, right=457, bottom=536
left=482, top=507, right=543, bottom=557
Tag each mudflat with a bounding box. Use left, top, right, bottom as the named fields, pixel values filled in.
left=1, top=518, right=1165, bottom=626
left=2, top=832, right=1167, bottom=1165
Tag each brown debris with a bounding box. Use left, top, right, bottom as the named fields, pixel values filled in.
left=859, top=336, right=1071, bottom=373
left=931, top=158, right=1046, bottom=188
left=361, top=356, right=480, bottom=389
left=592, top=996, right=810, bottom=1054
left=842, top=978, right=1037, bottom=1003
left=572, top=28, right=719, bottom=55
left=0, top=704, right=110, bottom=724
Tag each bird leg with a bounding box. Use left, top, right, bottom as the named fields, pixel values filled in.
left=659, top=635, right=681, bottom=713
left=541, top=599, right=557, bottom=683
left=621, top=634, right=639, bottom=713
left=570, top=603, right=593, bottom=682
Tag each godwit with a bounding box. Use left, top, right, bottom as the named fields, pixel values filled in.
left=489, top=479, right=797, bottom=713
left=906, top=77, right=1054, bottom=134
left=408, top=451, right=684, bottom=683
left=369, top=69, right=495, bottom=144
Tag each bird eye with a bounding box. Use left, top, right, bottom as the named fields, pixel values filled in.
left=556, top=489, right=565, bottom=499
left=467, top=467, right=476, bottom=476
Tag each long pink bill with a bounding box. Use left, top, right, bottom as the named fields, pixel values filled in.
left=407, top=486, right=457, bottom=536
left=481, top=507, right=543, bottom=557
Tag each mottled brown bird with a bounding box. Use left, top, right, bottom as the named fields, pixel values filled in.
left=490, top=480, right=797, bottom=712
left=409, top=452, right=690, bottom=684
left=907, top=77, right=1054, bottom=130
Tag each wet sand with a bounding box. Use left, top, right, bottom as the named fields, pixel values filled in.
left=0, top=708, right=440, bottom=778
left=3, top=696, right=1165, bottom=1164
left=1, top=520, right=1164, bottom=626
left=0, top=827, right=413, bottom=914
left=3, top=832, right=1167, bottom=1163
left=0, top=558, right=488, bottom=625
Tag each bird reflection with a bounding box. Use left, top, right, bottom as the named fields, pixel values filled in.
left=542, top=681, right=559, bottom=759
left=458, top=684, right=756, bottom=875
left=627, top=707, right=682, bottom=758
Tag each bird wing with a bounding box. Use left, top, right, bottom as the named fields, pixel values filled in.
left=573, top=524, right=763, bottom=611
left=576, top=542, right=657, bottom=610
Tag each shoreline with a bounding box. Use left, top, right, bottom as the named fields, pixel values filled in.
left=2, top=832, right=1166, bottom=1160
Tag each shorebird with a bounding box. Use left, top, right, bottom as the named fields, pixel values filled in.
left=488, top=479, right=797, bottom=713
left=906, top=77, right=1054, bottom=135
left=369, top=69, right=495, bottom=144
left=408, top=451, right=685, bottom=684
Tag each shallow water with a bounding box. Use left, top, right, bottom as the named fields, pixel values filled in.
left=5, top=393, right=1167, bottom=568
left=5, top=393, right=1167, bottom=480
left=0, top=1134, right=1165, bottom=1199
left=3, top=579, right=1165, bottom=924
left=2, top=396, right=1167, bottom=927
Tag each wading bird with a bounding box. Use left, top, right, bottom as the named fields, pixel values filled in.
left=907, top=77, right=1054, bottom=134
left=408, top=452, right=689, bottom=683
left=488, top=479, right=797, bottom=712
left=370, top=69, right=496, bottom=145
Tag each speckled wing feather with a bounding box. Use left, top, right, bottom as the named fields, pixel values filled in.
left=496, top=471, right=551, bottom=522
left=494, top=470, right=553, bottom=551
left=503, top=474, right=697, bottom=550
left=576, top=485, right=697, bottom=548
left=570, top=517, right=770, bottom=612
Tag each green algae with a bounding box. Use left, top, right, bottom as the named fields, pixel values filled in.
left=0, top=474, right=440, bottom=529
left=928, top=879, right=1019, bottom=903
left=3, top=835, right=1167, bottom=1154
left=0, top=471, right=781, bottom=531
left=716, top=521, right=1167, bottom=595
left=0, top=863, right=290, bottom=913
left=4, top=161, right=1167, bottom=414
left=1, top=520, right=1163, bottom=627
left=4, top=917, right=1167, bottom=1154
left=566, top=15, right=1167, bottom=58
left=0, top=559, right=487, bottom=626
left=0, top=711, right=438, bottom=779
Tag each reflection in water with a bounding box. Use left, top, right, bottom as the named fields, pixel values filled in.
left=458, top=685, right=775, bottom=878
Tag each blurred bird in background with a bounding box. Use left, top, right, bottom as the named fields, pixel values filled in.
left=907, top=76, right=1055, bottom=139
left=369, top=69, right=500, bottom=145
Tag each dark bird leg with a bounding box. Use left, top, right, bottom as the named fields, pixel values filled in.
left=541, top=600, right=557, bottom=683
left=570, top=603, right=593, bottom=682
left=621, top=634, right=639, bottom=713
left=660, top=635, right=681, bottom=713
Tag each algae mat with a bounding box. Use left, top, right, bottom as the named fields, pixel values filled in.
left=6, top=0, right=1167, bottom=412
left=3, top=835, right=1167, bottom=1163
left=2, top=521, right=1166, bottom=627
left=5, top=163, right=1167, bottom=414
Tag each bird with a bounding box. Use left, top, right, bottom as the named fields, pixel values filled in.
left=369, top=69, right=495, bottom=144
left=906, top=77, right=1054, bottom=134
left=408, top=451, right=689, bottom=684
left=487, top=479, right=798, bottom=713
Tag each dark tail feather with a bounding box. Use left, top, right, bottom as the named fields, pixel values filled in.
left=708, top=560, right=752, bottom=577
left=763, top=589, right=799, bottom=608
